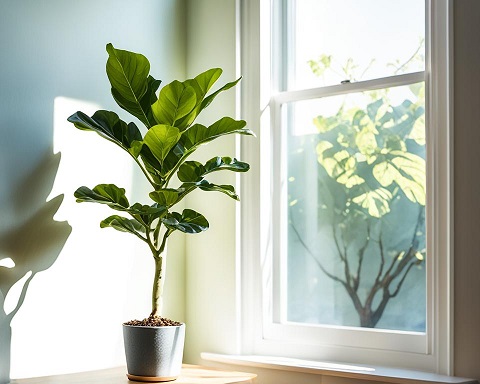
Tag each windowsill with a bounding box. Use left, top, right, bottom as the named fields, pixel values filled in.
left=201, top=353, right=478, bottom=384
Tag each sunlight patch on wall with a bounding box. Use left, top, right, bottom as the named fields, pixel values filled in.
left=0, top=258, right=15, bottom=269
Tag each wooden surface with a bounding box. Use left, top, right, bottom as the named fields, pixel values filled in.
left=10, top=365, right=257, bottom=384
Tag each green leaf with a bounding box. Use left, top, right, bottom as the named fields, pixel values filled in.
left=139, top=145, right=164, bottom=185
left=352, top=188, right=393, bottom=218
left=144, top=124, right=181, bottom=164
left=74, top=184, right=129, bottom=210
left=162, top=117, right=254, bottom=178
left=182, top=117, right=251, bottom=150
left=162, top=209, right=209, bottom=234
left=112, top=75, right=161, bottom=128
left=178, top=157, right=249, bottom=183
left=149, top=189, right=181, bottom=207
left=106, top=43, right=157, bottom=127
left=180, top=179, right=239, bottom=201
left=67, top=110, right=143, bottom=157
left=100, top=215, right=146, bottom=237
left=151, top=80, right=197, bottom=126
left=204, top=156, right=250, bottom=174
left=177, top=161, right=205, bottom=182
left=128, top=203, right=167, bottom=215
left=200, top=77, right=241, bottom=112
left=175, top=68, right=223, bottom=129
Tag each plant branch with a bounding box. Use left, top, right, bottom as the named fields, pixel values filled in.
left=390, top=261, right=416, bottom=298
left=290, top=211, right=346, bottom=285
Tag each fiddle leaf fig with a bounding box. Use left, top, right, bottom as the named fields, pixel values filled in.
left=178, top=157, right=250, bottom=183
left=179, top=180, right=239, bottom=201
left=144, top=124, right=182, bottom=165
left=177, top=161, right=205, bottom=182
left=74, top=184, right=129, bottom=210
left=67, top=43, right=253, bottom=318
left=100, top=215, right=146, bottom=238
left=162, top=117, right=253, bottom=179
left=152, top=80, right=197, bottom=126
left=182, top=117, right=251, bottom=149
left=106, top=43, right=157, bottom=127
left=67, top=110, right=143, bottom=157
left=204, top=156, right=250, bottom=174
left=200, top=77, right=242, bottom=112
left=149, top=189, right=181, bottom=207
left=162, top=209, right=209, bottom=234
left=175, top=68, right=223, bottom=129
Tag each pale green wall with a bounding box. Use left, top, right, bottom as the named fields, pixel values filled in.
left=0, top=0, right=186, bottom=379
left=183, top=0, right=240, bottom=363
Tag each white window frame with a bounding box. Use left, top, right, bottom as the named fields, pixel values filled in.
left=239, top=0, right=453, bottom=374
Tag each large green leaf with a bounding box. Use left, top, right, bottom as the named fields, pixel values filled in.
left=149, top=189, right=181, bottom=207
left=139, top=145, right=164, bottom=185
left=182, top=117, right=251, bottom=149
left=74, top=184, right=129, bottom=210
left=200, top=77, right=241, bottom=112
left=112, top=75, right=161, bottom=128
left=144, top=124, right=182, bottom=165
left=179, top=180, right=239, bottom=201
left=67, top=110, right=143, bottom=157
left=162, top=117, right=254, bottom=178
left=178, top=157, right=250, bottom=182
left=175, top=68, right=223, bottom=130
left=151, top=80, right=196, bottom=126
left=162, top=209, right=209, bottom=234
left=100, top=215, right=146, bottom=238
left=128, top=203, right=168, bottom=225
left=106, top=43, right=157, bottom=127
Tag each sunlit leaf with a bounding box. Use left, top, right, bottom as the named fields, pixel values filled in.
left=106, top=43, right=157, bottom=127
left=152, top=80, right=197, bottom=126
left=144, top=124, right=181, bottom=164
left=352, top=188, right=393, bottom=218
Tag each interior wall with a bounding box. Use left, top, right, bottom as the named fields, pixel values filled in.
left=0, top=0, right=186, bottom=380
left=453, top=0, right=480, bottom=379
left=183, top=0, right=240, bottom=363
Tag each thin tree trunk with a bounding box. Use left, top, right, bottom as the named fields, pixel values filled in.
left=151, top=256, right=165, bottom=317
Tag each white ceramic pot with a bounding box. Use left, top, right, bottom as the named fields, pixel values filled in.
left=123, top=323, right=185, bottom=382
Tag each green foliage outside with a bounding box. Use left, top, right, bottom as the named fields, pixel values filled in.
left=288, top=53, right=426, bottom=329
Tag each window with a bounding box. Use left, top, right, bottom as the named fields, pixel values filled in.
left=240, top=0, right=453, bottom=373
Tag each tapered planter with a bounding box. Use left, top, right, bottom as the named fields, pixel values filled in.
left=123, top=323, right=185, bottom=382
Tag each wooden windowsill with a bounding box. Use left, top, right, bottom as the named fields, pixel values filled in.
left=202, top=353, right=479, bottom=384
left=9, top=364, right=257, bottom=384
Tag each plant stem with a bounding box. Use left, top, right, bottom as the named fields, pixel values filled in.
left=149, top=229, right=170, bottom=318
left=151, top=256, right=164, bottom=317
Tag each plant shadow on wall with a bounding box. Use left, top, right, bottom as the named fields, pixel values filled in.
left=0, top=151, right=72, bottom=384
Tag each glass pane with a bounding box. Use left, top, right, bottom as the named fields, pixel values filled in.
left=285, top=82, right=426, bottom=331
left=287, top=0, right=425, bottom=90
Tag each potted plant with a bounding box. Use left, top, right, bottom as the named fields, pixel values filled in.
left=67, top=43, right=254, bottom=382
